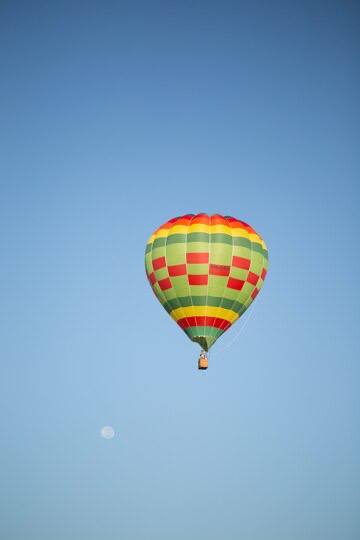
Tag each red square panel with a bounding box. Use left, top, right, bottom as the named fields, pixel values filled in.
left=158, top=277, right=172, bottom=290
left=188, top=274, right=208, bottom=285
left=247, top=272, right=259, bottom=286
left=251, top=287, right=259, bottom=299
left=227, top=277, right=245, bottom=291
left=168, top=264, right=187, bottom=277
left=186, top=252, right=209, bottom=264
left=261, top=268, right=267, bottom=280
left=209, top=264, right=230, bottom=276
left=152, top=256, right=166, bottom=271
left=232, top=256, right=250, bottom=270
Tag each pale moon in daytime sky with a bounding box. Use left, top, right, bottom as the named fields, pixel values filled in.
left=100, top=426, right=115, bottom=439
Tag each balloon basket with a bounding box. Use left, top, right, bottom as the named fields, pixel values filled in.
left=198, top=352, right=208, bottom=370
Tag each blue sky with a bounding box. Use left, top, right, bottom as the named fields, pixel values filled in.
left=1, top=1, right=359, bottom=539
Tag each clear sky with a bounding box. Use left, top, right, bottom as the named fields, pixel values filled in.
left=1, top=1, right=359, bottom=539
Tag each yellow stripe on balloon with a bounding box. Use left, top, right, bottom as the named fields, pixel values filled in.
left=170, top=306, right=239, bottom=323
left=152, top=228, right=169, bottom=238
left=209, top=224, right=232, bottom=234
left=151, top=224, right=266, bottom=249
left=154, top=224, right=254, bottom=238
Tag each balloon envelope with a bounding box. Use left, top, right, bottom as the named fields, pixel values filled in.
left=145, top=214, right=268, bottom=351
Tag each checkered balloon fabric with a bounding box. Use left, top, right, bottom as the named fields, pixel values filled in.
left=145, top=214, right=268, bottom=351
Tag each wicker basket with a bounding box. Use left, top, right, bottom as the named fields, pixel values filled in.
left=198, top=356, right=208, bottom=370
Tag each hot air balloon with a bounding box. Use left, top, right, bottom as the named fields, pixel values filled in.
left=145, top=214, right=268, bottom=369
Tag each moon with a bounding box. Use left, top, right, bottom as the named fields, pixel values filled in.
left=100, top=426, right=115, bottom=439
